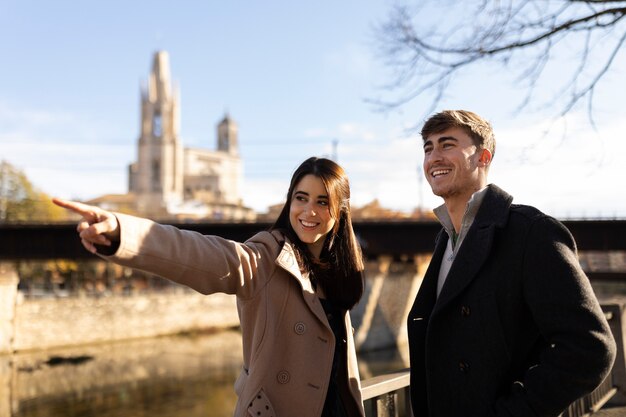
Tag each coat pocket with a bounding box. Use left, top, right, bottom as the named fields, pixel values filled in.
left=247, top=388, right=276, bottom=417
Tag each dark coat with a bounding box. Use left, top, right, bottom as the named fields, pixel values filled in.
left=407, top=184, right=616, bottom=417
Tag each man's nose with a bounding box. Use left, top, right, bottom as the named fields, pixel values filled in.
left=427, top=148, right=443, bottom=162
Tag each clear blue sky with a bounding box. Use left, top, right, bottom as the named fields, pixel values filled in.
left=1, top=0, right=625, bottom=218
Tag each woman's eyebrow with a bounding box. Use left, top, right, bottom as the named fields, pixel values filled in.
left=293, top=190, right=328, bottom=199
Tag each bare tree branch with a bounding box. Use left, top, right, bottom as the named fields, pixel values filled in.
left=372, top=0, right=626, bottom=122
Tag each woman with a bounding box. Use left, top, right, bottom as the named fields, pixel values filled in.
left=53, top=156, right=366, bottom=417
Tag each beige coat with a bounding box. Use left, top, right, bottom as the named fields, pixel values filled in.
left=103, top=213, right=365, bottom=417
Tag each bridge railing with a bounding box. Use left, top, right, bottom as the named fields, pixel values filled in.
left=361, top=368, right=411, bottom=417
left=361, top=303, right=626, bottom=417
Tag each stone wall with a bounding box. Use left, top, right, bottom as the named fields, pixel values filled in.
left=12, top=289, right=239, bottom=352
left=3, top=256, right=430, bottom=354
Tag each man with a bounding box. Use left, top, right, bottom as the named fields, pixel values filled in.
left=407, top=110, right=616, bottom=416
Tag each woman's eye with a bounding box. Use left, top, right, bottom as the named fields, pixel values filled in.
left=318, top=200, right=328, bottom=206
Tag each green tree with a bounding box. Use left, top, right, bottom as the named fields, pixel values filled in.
left=0, top=160, right=66, bottom=222
left=373, top=0, right=626, bottom=122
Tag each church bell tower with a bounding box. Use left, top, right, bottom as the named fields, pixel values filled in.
left=217, top=113, right=238, bottom=156
left=129, top=51, right=183, bottom=215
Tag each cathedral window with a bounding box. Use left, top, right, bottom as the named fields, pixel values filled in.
left=153, top=112, right=162, bottom=137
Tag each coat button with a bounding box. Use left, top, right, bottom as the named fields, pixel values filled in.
left=461, top=305, right=471, bottom=317
left=277, top=370, right=290, bottom=384
left=459, top=361, right=470, bottom=373
left=294, top=322, right=306, bottom=335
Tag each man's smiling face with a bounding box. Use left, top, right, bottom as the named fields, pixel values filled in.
left=422, top=127, right=486, bottom=202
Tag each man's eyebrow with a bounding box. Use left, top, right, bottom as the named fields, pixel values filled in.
left=437, top=135, right=459, bottom=143
left=423, top=136, right=458, bottom=148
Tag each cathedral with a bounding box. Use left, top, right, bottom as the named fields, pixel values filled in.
left=92, top=51, right=255, bottom=221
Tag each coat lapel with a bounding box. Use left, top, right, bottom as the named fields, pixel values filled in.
left=432, top=185, right=513, bottom=313
left=433, top=222, right=494, bottom=311
left=410, top=229, right=446, bottom=319
left=274, top=237, right=329, bottom=327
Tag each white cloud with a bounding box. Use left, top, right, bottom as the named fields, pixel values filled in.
left=0, top=102, right=75, bottom=127
left=0, top=101, right=133, bottom=200
left=241, top=178, right=288, bottom=213
left=323, top=43, right=375, bottom=84
left=489, top=113, right=626, bottom=218
left=303, top=127, right=329, bottom=138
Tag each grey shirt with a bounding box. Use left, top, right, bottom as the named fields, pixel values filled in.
left=433, top=186, right=489, bottom=297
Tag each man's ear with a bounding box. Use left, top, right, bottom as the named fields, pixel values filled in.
left=478, top=149, right=492, bottom=167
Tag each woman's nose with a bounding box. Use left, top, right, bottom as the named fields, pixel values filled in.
left=305, top=203, right=317, bottom=216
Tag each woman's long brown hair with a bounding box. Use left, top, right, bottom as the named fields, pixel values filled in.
left=271, top=157, right=364, bottom=310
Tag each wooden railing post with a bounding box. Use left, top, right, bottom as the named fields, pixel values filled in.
left=362, top=369, right=411, bottom=417
left=376, top=392, right=399, bottom=417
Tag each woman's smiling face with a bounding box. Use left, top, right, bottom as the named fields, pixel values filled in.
left=289, top=174, right=336, bottom=258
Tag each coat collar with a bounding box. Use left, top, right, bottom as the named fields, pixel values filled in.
left=274, top=234, right=313, bottom=291
left=273, top=231, right=330, bottom=326
left=430, top=184, right=513, bottom=313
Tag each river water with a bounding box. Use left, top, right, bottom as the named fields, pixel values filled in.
left=5, top=329, right=407, bottom=417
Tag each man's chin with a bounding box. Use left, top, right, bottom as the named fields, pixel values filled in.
left=430, top=187, right=447, bottom=198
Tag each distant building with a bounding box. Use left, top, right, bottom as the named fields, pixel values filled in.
left=350, top=199, right=435, bottom=220
left=92, top=51, right=255, bottom=221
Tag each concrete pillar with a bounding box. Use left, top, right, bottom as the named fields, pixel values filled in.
left=0, top=355, right=10, bottom=417
left=355, top=256, right=392, bottom=349
left=397, top=254, right=430, bottom=365
left=0, top=263, right=18, bottom=354
left=0, top=263, right=18, bottom=417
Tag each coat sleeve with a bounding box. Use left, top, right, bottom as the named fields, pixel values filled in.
left=99, top=212, right=279, bottom=300
left=495, top=216, right=617, bottom=416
